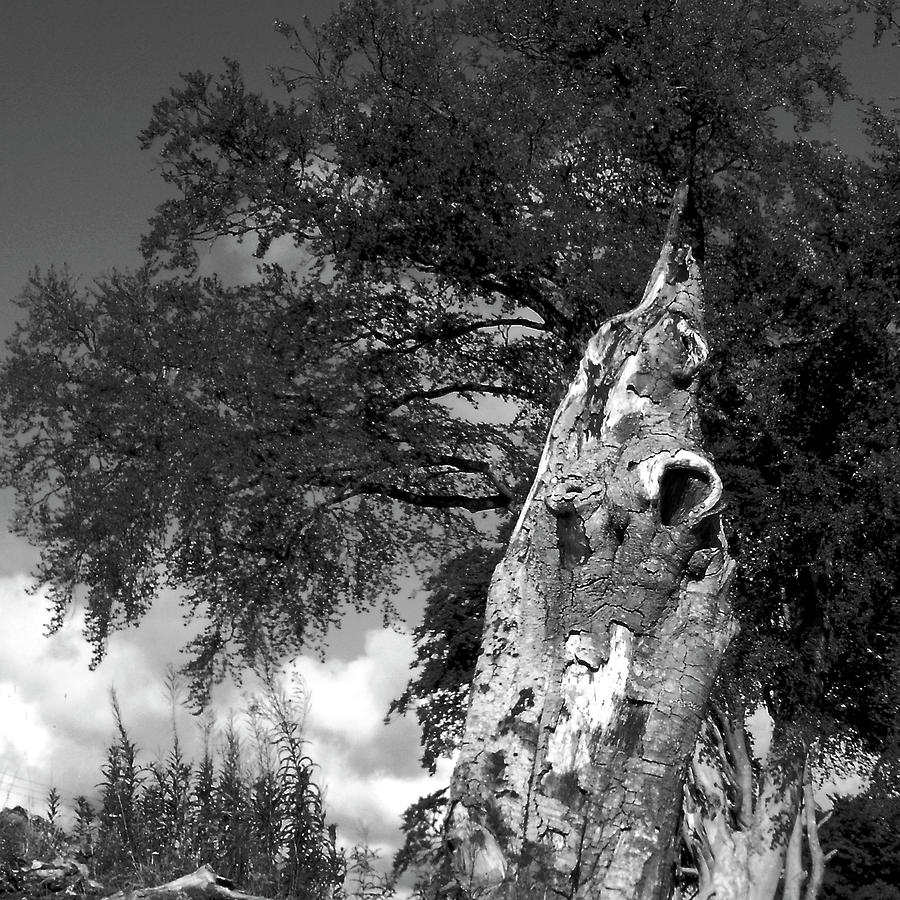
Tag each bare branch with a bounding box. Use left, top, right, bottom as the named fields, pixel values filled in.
left=473, top=273, right=575, bottom=331
left=387, top=381, right=541, bottom=410
left=397, top=316, right=546, bottom=354
left=705, top=716, right=739, bottom=793
left=710, top=700, right=755, bottom=828
left=427, top=454, right=517, bottom=503
left=344, top=481, right=513, bottom=512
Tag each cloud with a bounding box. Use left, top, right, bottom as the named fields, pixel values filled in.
left=298, top=628, right=412, bottom=746
left=0, top=574, right=449, bottom=876
left=288, top=628, right=452, bottom=853
left=194, top=232, right=312, bottom=285
left=0, top=575, right=182, bottom=810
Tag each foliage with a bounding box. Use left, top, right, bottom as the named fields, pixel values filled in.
left=391, top=788, right=449, bottom=894
left=1, top=674, right=403, bottom=899
left=821, top=795, right=900, bottom=899
left=387, top=544, right=500, bottom=773
left=701, top=118, right=900, bottom=748
left=144, top=0, right=847, bottom=329
left=0, top=0, right=859, bottom=708
left=344, top=842, right=396, bottom=900
left=82, top=676, right=345, bottom=898
left=0, top=259, right=550, bottom=702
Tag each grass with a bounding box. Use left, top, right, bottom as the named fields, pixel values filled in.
left=1, top=669, right=396, bottom=899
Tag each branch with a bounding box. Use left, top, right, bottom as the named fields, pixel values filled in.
left=346, top=481, right=513, bottom=512
left=803, top=765, right=827, bottom=900
left=705, top=716, right=739, bottom=795
left=782, top=797, right=806, bottom=900
left=427, top=454, right=517, bottom=503
left=681, top=777, right=719, bottom=900
left=710, top=700, right=754, bottom=828
left=387, top=248, right=573, bottom=335
left=387, top=381, right=541, bottom=410
left=397, top=316, right=546, bottom=354
left=474, top=273, right=575, bottom=333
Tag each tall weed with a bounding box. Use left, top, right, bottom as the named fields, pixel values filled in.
left=77, top=671, right=348, bottom=898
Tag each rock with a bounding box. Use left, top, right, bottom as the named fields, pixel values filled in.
left=0, top=807, right=30, bottom=860
left=0, top=843, right=105, bottom=897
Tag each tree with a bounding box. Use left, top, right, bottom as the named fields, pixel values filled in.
left=2, top=0, right=899, bottom=897
left=0, top=262, right=546, bottom=697
left=820, top=795, right=900, bottom=900
left=671, top=112, right=900, bottom=898
left=442, top=186, right=737, bottom=898
left=0, top=0, right=849, bottom=689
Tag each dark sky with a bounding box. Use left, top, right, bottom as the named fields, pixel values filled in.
left=0, top=0, right=340, bottom=334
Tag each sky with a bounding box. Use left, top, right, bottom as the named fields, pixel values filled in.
left=0, top=0, right=449, bottom=881
left=0, top=0, right=897, bottom=890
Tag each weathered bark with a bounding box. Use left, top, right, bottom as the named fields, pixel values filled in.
left=446, top=188, right=737, bottom=899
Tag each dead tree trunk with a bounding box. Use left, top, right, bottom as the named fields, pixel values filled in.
left=446, top=188, right=737, bottom=899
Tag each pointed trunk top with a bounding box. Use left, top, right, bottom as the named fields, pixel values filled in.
left=447, top=184, right=735, bottom=900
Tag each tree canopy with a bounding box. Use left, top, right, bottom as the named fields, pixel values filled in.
left=703, top=112, right=900, bottom=747
left=821, top=794, right=900, bottom=899
left=1, top=0, right=898, bottom=796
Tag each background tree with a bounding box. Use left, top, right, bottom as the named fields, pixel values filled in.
left=0, top=0, right=854, bottom=701
left=820, top=794, right=900, bottom=900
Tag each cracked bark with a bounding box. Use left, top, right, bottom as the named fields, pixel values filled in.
left=445, top=187, right=737, bottom=899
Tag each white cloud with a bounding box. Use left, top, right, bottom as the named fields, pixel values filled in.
left=0, top=685, right=53, bottom=810
left=287, top=629, right=451, bottom=852
left=0, top=573, right=449, bottom=877
left=0, top=575, right=182, bottom=812
left=297, top=628, right=413, bottom=743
